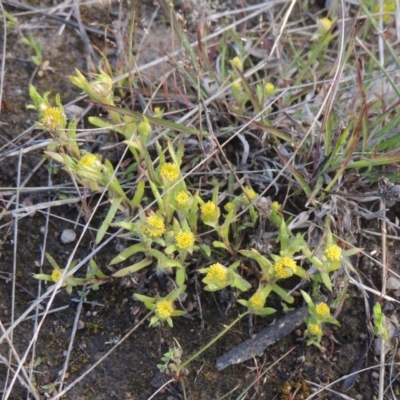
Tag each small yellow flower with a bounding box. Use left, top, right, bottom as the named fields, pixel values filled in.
left=138, top=118, right=151, bottom=137
left=244, top=186, right=257, bottom=201
left=51, top=269, right=62, bottom=283
left=175, top=190, right=190, bottom=206
left=317, top=17, right=332, bottom=35
left=264, top=82, right=275, bottom=96
left=201, top=201, right=220, bottom=223
left=324, top=244, right=342, bottom=261
left=374, top=2, right=395, bottom=23
left=79, top=154, right=98, bottom=167
left=160, top=163, right=179, bottom=181
left=274, top=257, right=297, bottom=279
left=225, top=202, right=234, bottom=212
left=232, top=81, right=242, bottom=90
left=231, top=56, right=243, bottom=70
left=272, top=201, right=281, bottom=212
left=153, top=107, right=164, bottom=117
left=308, top=324, right=322, bottom=336
left=315, top=302, right=330, bottom=318
left=41, top=107, right=66, bottom=131
left=175, top=231, right=195, bottom=250
left=249, top=293, right=264, bottom=308
left=155, top=300, right=174, bottom=319
left=144, top=214, right=165, bottom=238
left=311, top=17, right=333, bottom=41
left=204, top=263, right=227, bottom=283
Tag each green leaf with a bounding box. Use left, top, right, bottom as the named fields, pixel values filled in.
left=112, top=258, right=152, bottom=277
left=112, top=221, right=136, bottom=232
left=134, top=293, right=156, bottom=303
left=176, top=268, right=186, bottom=286
left=109, top=243, right=146, bottom=265
left=320, top=271, right=333, bottom=291
left=45, top=253, right=61, bottom=270
left=213, top=240, right=230, bottom=250
left=231, top=272, right=251, bottom=292
left=96, top=197, right=123, bottom=244
left=131, top=180, right=145, bottom=208
left=254, top=307, right=276, bottom=316
left=199, top=244, right=211, bottom=257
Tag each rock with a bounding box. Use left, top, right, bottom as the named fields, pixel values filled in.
left=386, top=276, right=400, bottom=291
left=60, top=229, right=76, bottom=244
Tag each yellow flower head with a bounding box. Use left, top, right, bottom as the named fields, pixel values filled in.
left=272, top=201, right=281, bottom=212
left=317, top=17, right=332, bottom=35
left=201, top=201, right=220, bottom=223
left=204, top=263, right=227, bottom=283
left=175, top=191, right=190, bottom=207
left=324, top=244, right=342, bottom=261
left=79, top=154, right=98, bottom=167
left=138, top=118, right=151, bottom=138
left=144, top=214, right=165, bottom=238
left=232, top=81, right=242, bottom=90
left=160, top=163, right=179, bottom=181
left=264, top=82, right=275, bottom=96
left=315, top=302, right=330, bottom=318
left=249, top=293, right=264, bottom=308
left=274, top=256, right=297, bottom=279
left=225, top=202, right=234, bottom=212
left=41, top=107, right=66, bottom=131
left=244, top=186, right=257, bottom=201
left=308, top=324, right=322, bottom=336
left=51, top=269, right=62, bottom=283
left=231, top=56, right=243, bottom=70
left=374, top=2, right=395, bottom=23
left=175, top=231, right=195, bottom=250
left=155, top=300, right=174, bottom=319
left=154, top=107, right=164, bottom=117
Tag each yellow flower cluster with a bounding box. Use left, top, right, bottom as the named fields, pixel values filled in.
left=324, top=244, right=342, bottom=261
left=41, top=107, right=66, bottom=131
left=315, top=302, right=330, bottom=317
left=232, top=81, right=242, bottom=90
left=202, top=201, right=216, bottom=216
left=204, top=263, right=227, bottom=283
left=308, top=324, right=322, bottom=336
left=201, top=201, right=220, bottom=223
left=155, top=300, right=173, bottom=319
left=317, top=17, right=332, bottom=35
left=144, top=215, right=165, bottom=238
left=249, top=293, right=263, bottom=308
left=374, top=2, right=395, bottom=23
left=244, top=187, right=257, bottom=201
left=264, top=82, right=275, bottom=96
left=160, top=163, right=179, bottom=181
left=274, top=256, right=297, bottom=279
left=51, top=269, right=62, bottom=283
left=225, top=202, right=234, bottom=212
left=138, top=118, right=151, bottom=137
left=175, top=231, right=195, bottom=250
left=79, top=154, right=98, bottom=167
left=231, top=56, right=243, bottom=70
left=175, top=191, right=190, bottom=206
left=272, top=201, right=281, bottom=212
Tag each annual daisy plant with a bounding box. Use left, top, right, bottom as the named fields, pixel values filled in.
left=134, top=285, right=187, bottom=328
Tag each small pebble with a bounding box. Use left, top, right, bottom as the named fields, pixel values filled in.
left=77, top=320, right=85, bottom=330
left=60, top=229, right=76, bottom=244
left=386, top=276, right=400, bottom=291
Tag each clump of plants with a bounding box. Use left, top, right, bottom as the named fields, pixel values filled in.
left=28, top=62, right=360, bottom=352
